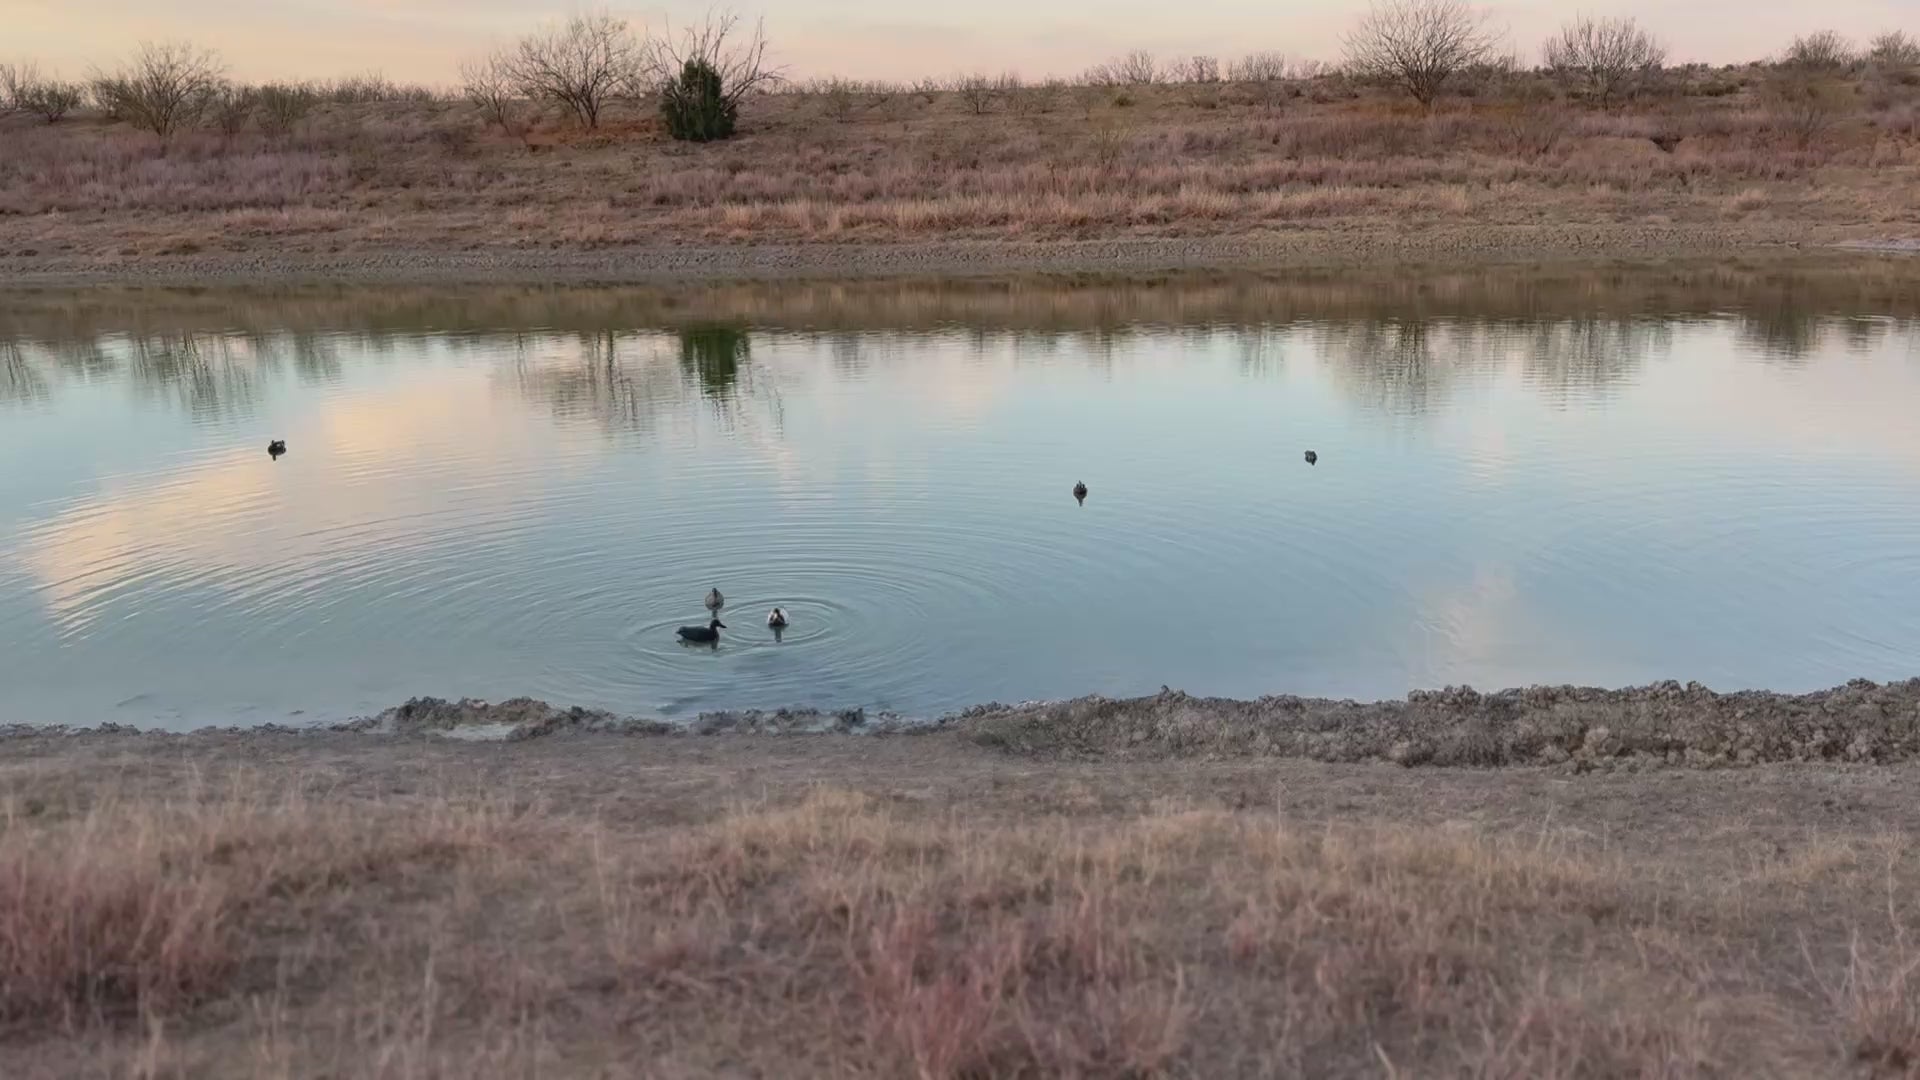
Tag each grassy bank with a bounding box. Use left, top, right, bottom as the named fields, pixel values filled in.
left=2, top=66, right=1917, bottom=268
left=2, top=732, right=1917, bottom=1077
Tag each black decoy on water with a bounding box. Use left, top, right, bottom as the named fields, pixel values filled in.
left=1304, top=450, right=1318, bottom=465
left=268, top=440, right=287, bottom=458
left=704, top=588, right=725, bottom=613
left=678, top=618, right=726, bottom=644
left=1072, top=481, right=1088, bottom=505
left=766, top=607, right=789, bottom=630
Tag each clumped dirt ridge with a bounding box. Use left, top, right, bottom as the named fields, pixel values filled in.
left=959, top=679, right=1920, bottom=768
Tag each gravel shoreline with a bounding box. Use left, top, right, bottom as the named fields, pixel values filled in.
left=1, top=225, right=1901, bottom=289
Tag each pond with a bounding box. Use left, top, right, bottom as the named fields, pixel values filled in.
left=3, top=259, right=1919, bottom=730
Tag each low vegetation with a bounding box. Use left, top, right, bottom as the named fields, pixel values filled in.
left=0, top=16, right=1917, bottom=258
left=1, top=736, right=1917, bottom=1077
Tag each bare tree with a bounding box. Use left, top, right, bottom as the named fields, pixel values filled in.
left=504, top=12, right=642, bottom=129
left=460, top=53, right=528, bottom=138
left=1542, top=16, right=1666, bottom=107
left=1868, top=31, right=1920, bottom=69
left=1782, top=30, right=1856, bottom=71
left=642, top=12, right=781, bottom=141
left=1229, top=52, right=1293, bottom=83
left=1344, top=0, right=1500, bottom=108
left=952, top=73, right=1003, bottom=115
left=257, top=83, right=316, bottom=137
left=20, top=79, right=86, bottom=123
left=1176, top=55, right=1221, bottom=84
left=1085, top=50, right=1161, bottom=86
left=0, top=62, right=40, bottom=114
left=88, top=75, right=129, bottom=120
left=98, top=42, right=226, bottom=139
left=207, top=83, right=256, bottom=136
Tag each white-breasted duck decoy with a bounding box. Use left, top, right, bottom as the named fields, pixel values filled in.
left=704, top=588, right=725, bottom=613
left=1304, top=450, right=1318, bottom=465
left=678, top=617, right=726, bottom=643
left=766, top=607, right=789, bottom=629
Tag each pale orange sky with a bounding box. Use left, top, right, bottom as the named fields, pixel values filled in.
left=6, top=0, right=1917, bottom=85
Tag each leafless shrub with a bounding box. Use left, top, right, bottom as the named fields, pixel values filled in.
left=953, top=73, right=1005, bottom=115
left=1, top=62, right=39, bottom=114
left=810, top=77, right=855, bottom=120
left=793, top=77, right=897, bottom=119
left=1499, top=107, right=1572, bottom=156
left=1783, top=30, right=1857, bottom=72
left=87, top=75, right=128, bottom=120
left=206, top=84, right=256, bottom=136
left=1229, top=51, right=1293, bottom=83
left=318, top=72, right=433, bottom=104
left=1176, top=55, right=1221, bottom=84
left=256, top=83, right=316, bottom=137
left=1543, top=16, right=1667, bottom=107
left=96, top=42, right=226, bottom=139
left=1345, top=0, right=1502, bottom=108
left=1086, top=50, right=1161, bottom=86
left=502, top=12, right=643, bottom=129
left=460, top=54, right=528, bottom=139
left=1765, top=68, right=1856, bottom=148
left=18, top=79, right=85, bottom=123
left=1869, top=31, right=1920, bottom=70
left=1009, top=77, right=1065, bottom=116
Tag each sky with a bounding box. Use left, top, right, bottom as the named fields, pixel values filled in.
left=6, top=0, right=1918, bottom=85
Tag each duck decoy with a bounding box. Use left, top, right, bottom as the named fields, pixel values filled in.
left=766, top=607, right=789, bottom=630
left=677, top=617, right=726, bottom=644
left=704, top=588, right=725, bottom=613
left=1303, top=450, right=1318, bottom=465
left=1072, top=481, right=1088, bottom=505
left=268, top=440, right=287, bottom=458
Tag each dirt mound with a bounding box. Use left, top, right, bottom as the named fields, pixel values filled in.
left=954, top=679, right=1920, bottom=769
left=340, top=697, right=670, bottom=741
left=688, top=707, right=913, bottom=734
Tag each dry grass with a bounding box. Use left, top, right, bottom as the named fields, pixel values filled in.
left=1, top=71, right=1917, bottom=259
left=3, top=739, right=1919, bottom=1078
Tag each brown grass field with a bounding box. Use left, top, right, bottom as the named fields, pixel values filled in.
left=3, top=722, right=1919, bottom=1079
left=2, top=66, right=1918, bottom=269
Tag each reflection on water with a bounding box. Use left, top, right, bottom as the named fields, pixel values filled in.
left=2, top=258, right=1919, bottom=730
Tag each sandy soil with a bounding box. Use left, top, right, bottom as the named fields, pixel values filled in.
left=0, top=224, right=1886, bottom=289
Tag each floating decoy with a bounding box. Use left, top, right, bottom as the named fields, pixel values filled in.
left=704, top=588, right=725, bottom=613
left=1304, top=450, right=1318, bottom=465
left=677, top=618, right=726, bottom=644
left=268, top=440, right=287, bottom=457
left=1072, top=481, right=1088, bottom=504
left=766, top=607, right=789, bottom=630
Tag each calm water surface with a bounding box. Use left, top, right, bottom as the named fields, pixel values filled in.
left=3, top=262, right=1918, bottom=729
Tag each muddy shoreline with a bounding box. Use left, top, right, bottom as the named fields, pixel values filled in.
left=0, top=225, right=1902, bottom=289
left=10, top=677, right=1919, bottom=770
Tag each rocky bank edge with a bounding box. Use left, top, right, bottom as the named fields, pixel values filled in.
left=0, top=226, right=1905, bottom=289
left=958, top=679, right=1920, bottom=769
left=9, top=678, right=1920, bottom=770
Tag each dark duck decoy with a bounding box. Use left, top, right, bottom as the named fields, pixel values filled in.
left=704, top=587, right=725, bottom=613
left=1303, top=450, right=1318, bottom=465
left=766, top=607, right=789, bottom=630
left=268, top=440, right=287, bottom=458
left=1072, top=481, right=1088, bottom=505
left=677, top=617, right=726, bottom=644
